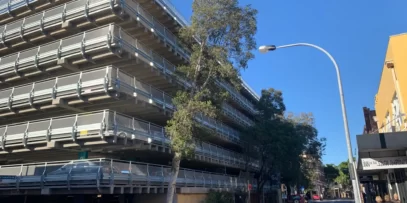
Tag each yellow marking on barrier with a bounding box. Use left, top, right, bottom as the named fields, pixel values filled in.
left=80, top=130, right=88, bottom=136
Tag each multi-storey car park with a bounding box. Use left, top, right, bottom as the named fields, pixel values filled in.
left=0, top=0, right=270, bottom=202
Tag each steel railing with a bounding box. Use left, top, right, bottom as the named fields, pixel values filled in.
left=0, top=158, right=266, bottom=191
left=0, top=66, right=242, bottom=145
left=0, top=24, right=244, bottom=141
left=0, top=0, right=257, bottom=120
left=222, top=103, right=255, bottom=126
left=0, top=0, right=258, bottom=116
left=0, top=108, right=248, bottom=168
left=0, top=0, right=73, bottom=26
left=216, top=80, right=258, bottom=114
left=153, top=0, right=189, bottom=27
left=0, top=0, right=189, bottom=59
left=150, top=0, right=259, bottom=112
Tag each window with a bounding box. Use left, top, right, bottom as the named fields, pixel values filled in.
left=392, top=93, right=403, bottom=131
left=386, top=113, right=392, bottom=132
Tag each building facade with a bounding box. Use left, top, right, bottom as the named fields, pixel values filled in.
left=358, top=33, right=407, bottom=203
left=375, top=33, right=407, bottom=133
left=0, top=1, right=267, bottom=202
left=302, top=154, right=325, bottom=197
left=362, top=107, right=378, bottom=134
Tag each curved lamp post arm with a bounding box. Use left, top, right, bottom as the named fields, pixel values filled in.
left=259, top=43, right=362, bottom=203
left=276, top=43, right=348, bottom=139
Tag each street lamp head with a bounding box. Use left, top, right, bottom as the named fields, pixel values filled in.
left=258, top=45, right=277, bottom=53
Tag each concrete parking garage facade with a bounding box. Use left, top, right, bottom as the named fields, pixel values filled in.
left=0, top=0, right=269, bottom=202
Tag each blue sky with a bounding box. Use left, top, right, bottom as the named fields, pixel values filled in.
left=169, top=0, right=407, bottom=165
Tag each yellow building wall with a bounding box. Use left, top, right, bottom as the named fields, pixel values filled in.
left=375, top=34, right=407, bottom=130
left=177, top=194, right=207, bottom=203
left=391, top=35, right=407, bottom=116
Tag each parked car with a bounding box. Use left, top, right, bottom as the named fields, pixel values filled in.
left=312, top=194, right=321, bottom=200
left=290, top=194, right=304, bottom=203
left=48, top=160, right=121, bottom=175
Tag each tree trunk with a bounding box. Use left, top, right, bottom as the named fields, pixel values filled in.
left=166, top=152, right=181, bottom=203
left=257, top=180, right=265, bottom=203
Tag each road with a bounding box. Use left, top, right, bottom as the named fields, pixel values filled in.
left=311, top=200, right=354, bottom=203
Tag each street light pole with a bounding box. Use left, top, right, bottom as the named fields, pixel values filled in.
left=259, top=43, right=362, bottom=203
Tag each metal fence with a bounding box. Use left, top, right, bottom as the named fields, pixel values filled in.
left=0, top=158, right=264, bottom=191
left=0, top=66, right=242, bottom=145
left=148, top=0, right=259, bottom=112
left=0, top=24, right=244, bottom=142
left=0, top=0, right=190, bottom=59
left=0, top=103, right=247, bottom=168
left=0, top=0, right=70, bottom=25
left=0, top=0, right=257, bottom=119
left=222, top=103, right=254, bottom=126
left=152, top=0, right=189, bottom=27
left=216, top=80, right=258, bottom=114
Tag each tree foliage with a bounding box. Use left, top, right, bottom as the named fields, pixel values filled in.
left=205, top=190, right=234, bottom=203
left=242, top=88, right=326, bottom=198
left=324, top=164, right=340, bottom=184
left=334, top=161, right=351, bottom=190
left=165, top=0, right=257, bottom=202
left=324, top=160, right=353, bottom=192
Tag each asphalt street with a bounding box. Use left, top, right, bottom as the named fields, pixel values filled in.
left=310, top=200, right=355, bottom=203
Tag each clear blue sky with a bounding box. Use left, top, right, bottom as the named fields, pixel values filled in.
left=169, top=0, right=407, bottom=165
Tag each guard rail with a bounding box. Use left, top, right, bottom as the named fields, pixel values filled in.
left=0, top=108, right=248, bottom=168
left=0, top=66, right=241, bottom=144
left=0, top=158, right=265, bottom=192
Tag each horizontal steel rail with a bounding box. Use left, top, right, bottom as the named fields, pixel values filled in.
left=0, top=0, right=190, bottom=60
left=222, top=103, right=254, bottom=126
left=0, top=24, right=190, bottom=88
left=216, top=80, right=258, bottom=114
left=0, top=0, right=257, bottom=118
left=0, top=67, right=240, bottom=144
left=135, top=0, right=261, bottom=108
left=0, top=0, right=70, bottom=25
left=0, top=25, right=244, bottom=142
left=0, top=66, right=173, bottom=114
left=0, top=158, right=268, bottom=192
left=0, top=66, right=241, bottom=144
left=0, top=109, right=250, bottom=168
left=153, top=0, right=189, bottom=27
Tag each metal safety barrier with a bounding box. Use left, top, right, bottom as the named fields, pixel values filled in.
left=0, top=0, right=190, bottom=60
left=153, top=0, right=189, bottom=27
left=0, top=66, right=241, bottom=144
left=0, top=0, right=70, bottom=25
left=0, top=66, right=173, bottom=114
left=1, top=15, right=253, bottom=129
left=216, top=80, right=258, bottom=114
left=222, top=103, right=254, bottom=126
left=0, top=159, right=266, bottom=192
left=0, top=107, right=246, bottom=168
left=0, top=0, right=257, bottom=117
left=0, top=25, right=243, bottom=141
left=0, top=24, right=188, bottom=87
